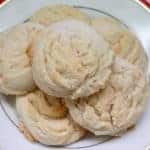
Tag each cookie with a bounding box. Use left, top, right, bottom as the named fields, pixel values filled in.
left=30, top=4, right=91, bottom=25
left=32, top=19, right=114, bottom=99
left=65, top=57, right=148, bottom=136
left=16, top=90, right=86, bottom=146
left=92, top=17, right=148, bottom=71
left=0, top=22, right=44, bottom=95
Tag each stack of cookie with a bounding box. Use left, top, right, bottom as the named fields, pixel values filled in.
left=0, top=5, right=149, bottom=146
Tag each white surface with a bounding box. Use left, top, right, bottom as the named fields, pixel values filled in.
left=0, top=0, right=150, bottom=150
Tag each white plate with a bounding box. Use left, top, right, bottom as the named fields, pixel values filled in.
left=0, top=0, right=150, bottom=150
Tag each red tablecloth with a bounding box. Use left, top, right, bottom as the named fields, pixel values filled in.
left=140, top=0, right=150, bottom=7
left=0, top=0, right=6, bottom=4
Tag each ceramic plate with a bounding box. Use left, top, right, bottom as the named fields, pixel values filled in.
left=0, top=0, right=150, bottom=150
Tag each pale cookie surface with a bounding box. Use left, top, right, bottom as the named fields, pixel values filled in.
left=32, top=19, right=114, bottom=99
left=30, top=4, right=91, bottom=25
left=66, top=57, right=148, bottom=136
left=16, top=90, right=86, bottom=146
left=92, top=17, right=148, bottom=71
left=0, top=23, right=44, bottom=95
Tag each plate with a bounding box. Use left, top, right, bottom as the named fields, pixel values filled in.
left=0, top=0, right=150, bottom=150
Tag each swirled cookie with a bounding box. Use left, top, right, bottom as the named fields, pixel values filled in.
left=16, top=90, right=86, bottom=146
left=30, top=4, right=91, bottom=25
left=66, top=57, right=148, bottom=136
left=0, top=23, right=44, bottom=95
left=32, top=19, right=114, bottom=99
left=92, top=17, right=148, bottom=71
